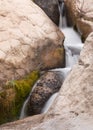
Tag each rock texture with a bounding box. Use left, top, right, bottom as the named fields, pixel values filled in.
left=46, top=32, right=93, bottom=116
left=1, top=0, right=93, bottom=129
left=1, top=28, right=93, bottom=130
left=0, top=0, right=65, bottom=125
left=27, top=71, right=64, bottom=115
left=34, top=0, right=60, bottom=25
left=64, top=0, right=93, bottom=41
left=0, top=0, right=64, bottom=85
left=45, top=32, right=93, bottom=128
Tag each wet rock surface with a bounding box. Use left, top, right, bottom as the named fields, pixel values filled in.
left=27, top=71, right=64, bottom=115
left=34, top=0, right=60, bottom=25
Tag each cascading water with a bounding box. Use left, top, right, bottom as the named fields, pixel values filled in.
left=39, top=1, right=83, bottom=113
left=20, top=80, right=40, bottom=119
left=20, top=0, right=83, bottom=118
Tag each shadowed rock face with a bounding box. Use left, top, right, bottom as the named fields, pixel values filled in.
left=64, top=0, right=93, bottom=41
left=27, top=71, right=64, bottom=115
left=34, top=0, right=60, bottom=25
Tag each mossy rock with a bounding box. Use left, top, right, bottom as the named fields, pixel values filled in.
left=0, top=71, right=40, bottom=125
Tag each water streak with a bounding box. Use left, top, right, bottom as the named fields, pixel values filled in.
left=62, top=28, right=83, bottom=67
left=20, top=80, right=40, bottom=119
left=41, top=93, right=58, bottom=113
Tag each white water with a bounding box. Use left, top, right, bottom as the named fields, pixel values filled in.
left=20, top=97, right=29, bottom=119
left=41, top=93, right=58, bottom=113
left=62, top=28, right=83, bottom=67
left=20, top=80, right=40, bottom=119
left=20, top=2, right=83, bottom=118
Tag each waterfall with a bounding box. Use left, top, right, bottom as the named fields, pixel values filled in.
left=20, top=1, right=83, bottom=118
left=39, top=1, right=83, bottom=114
left=41, top=28, right=83, bottom=112
left=20, top=80, right=40, bottom=119
left=62, top=28, right=83, bottom=67
left=58, top=0, right=67, bottom=28
left=20, top=97, right=29, bottom=119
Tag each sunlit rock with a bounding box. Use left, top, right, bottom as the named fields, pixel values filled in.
left=64, top=0, right=93, bottom=41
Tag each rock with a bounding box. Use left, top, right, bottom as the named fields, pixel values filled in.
left=1, top=32, right=93, bottom=130
left=45, top=32, right=93, bottom=124
left=0, top=0, right=64, bottom=85
left=0, top=0, right=65, bottom=124
left=27, top=71, right=64, bottom=115
left=64, top=0, right=93, bottom=41
left=34, top=0, right=60, bottom=25
left=0, top=114, right=45, bottom=130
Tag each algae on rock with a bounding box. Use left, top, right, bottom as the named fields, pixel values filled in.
left=0, top=71, right=40, bottom=125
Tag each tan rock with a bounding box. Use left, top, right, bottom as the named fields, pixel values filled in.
left=0, top=114, right=45, bottom=130
left=0, top=0, right=64, bottom=85
left=64, top=0, right=93, bottom=41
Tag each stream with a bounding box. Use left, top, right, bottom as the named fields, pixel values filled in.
left=20, top=2, right=83, bottom=119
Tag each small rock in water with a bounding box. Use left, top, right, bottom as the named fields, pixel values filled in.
left=27, top=71, right=64, bottom=115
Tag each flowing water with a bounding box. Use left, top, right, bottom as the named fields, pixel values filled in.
left=41, top=28, right=83, bottom=113
left=41, top=93, right=58, bottom=113
left=20, top=2, right=83, bottom=119
left=20, top=80, right=40, bottom=119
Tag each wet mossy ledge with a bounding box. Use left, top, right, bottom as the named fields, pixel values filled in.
left=0, top=71, right=40, bottom=125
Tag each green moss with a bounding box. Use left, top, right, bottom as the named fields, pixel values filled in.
left=56, top=47, right=64, bottom=54
left=0, top=71, right=40, bottom=125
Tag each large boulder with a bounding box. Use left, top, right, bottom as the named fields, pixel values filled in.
left=1, top=32, right=93, bottom=130
left=0, top=0, right=64, bottom=85
left=64, top=0, right=93, bottom=41
left=0, top=0, right=65, bottom=124
left=34, top=0, right=60, bottom=25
